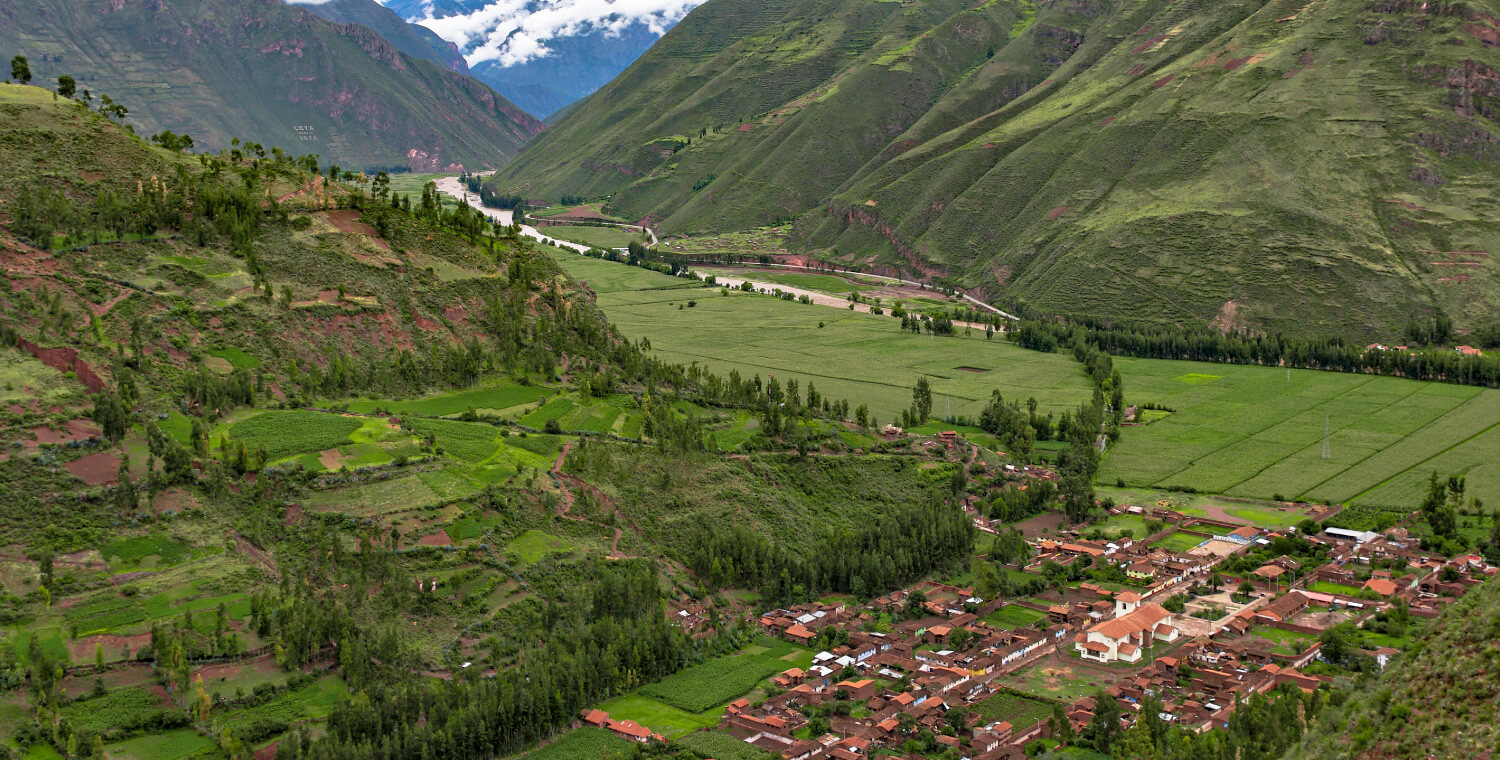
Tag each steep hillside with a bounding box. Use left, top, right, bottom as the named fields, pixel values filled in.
left=0, top=0, right=542, bottom=171
left=300, top=0, right=472, bottom=75
left=1290, top=575, right=1500, bottom=759
left=497, top=0, right=1500, bottom=338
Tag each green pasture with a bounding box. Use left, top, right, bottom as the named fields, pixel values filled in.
left=520, top=728, right=634, bottom=760
left=547, top=250, right=1092, bottom=421
left=544, top=225, right=643, bottom=249
left=982, top=605, right=1046, bottom=629
left=1152, top=531, right=1206, bottom=554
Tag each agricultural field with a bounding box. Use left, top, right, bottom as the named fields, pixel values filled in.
left=1102, top=359, right=1500, bottom=507
left=520, top=728, right=635, bottom=760
left=1006, top=660, right=1107, bottom=702
left=595, top=694, right=721, bottom=739
left=105, top=729, right=214, bottom=760
left=637, top=638, right=810, bottom=713
left=344, top=382, right=554, bottom=417
left=1089, top=514, right=1150, bottom=539
left=543, top=225, right=644, bottom=250
left=673, top=730, right=775, bottom=760
left=547, top=250, right=1093, bottom=421
left=506, top=530, right=574, bottom=564
left=1247, top=626, right=1318, bottom=656
left=224, top=410, right=363, bottom=461
left=968, top=691, right=1055, bottom=730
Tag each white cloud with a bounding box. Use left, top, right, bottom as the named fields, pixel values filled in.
left=401, top=0, right=705, bottom=67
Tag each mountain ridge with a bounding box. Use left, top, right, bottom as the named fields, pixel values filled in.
left=0, top=0, right=543, bottom=171
left=492, top=0, right=1500, bottom=339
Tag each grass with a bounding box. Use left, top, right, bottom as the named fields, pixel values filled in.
left=1103, top=360, right=1500, bottom=508
left=982, top=605, right=1047, bottom=629
left=1249, top=626, right=1317, bottom=656
left=506, top=530, right=574, bottom=564
left=1008, top=662, right=1104, bottom=701
left=304, top=474, right=444, bottom=516
left=101, top=535, right=193, bottom=569
left=542, top=225, right=643, bottom=250
left=673, top=731, right=774, bottom=760
left=546, top=250, right=1092, bottom=421
left=106, top=730, right=214, bottom=760
left=595, top=694, right=722, bottom=739
left=1152, top=531, right=1206, bottom=554
left=206, top=347, right=260, bottom=370
left=1092, top=514, right=1150, bottom=539
left=1307, top=581, right=1364, bottom=596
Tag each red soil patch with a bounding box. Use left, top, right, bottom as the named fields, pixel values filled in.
left=152, top=487, right=199, bottom=515
left=1100, top=116, right=1116, bottom=126
left=443, top=305, right=469, bottom=323
left=256, top=743, right=279, bottom=760
left=318, top=448, right=344, bottom=470
left=1465, top=22, right=1500, bottom=47
left=284, top=503, right=304, bottom=525
left=66, top=451, right=121, bottom=485
left=738, top=124, right=754, bottom=132
left=1223, top=57, right=1252, bottom=71
left=1298, top=51, right=1315, bottom=64
left=29, top=421, right=99, bottom=445
left=69, top=632, right=152, bottom=663
left=413, top=315, right=440, bottom=331
left=1132, top=36, right=1167, bottom=53
left=316, top=290, right=342, bottom=304
left=1153, top=74, right=1175, bottom=87
left=194, top=653, right=280, bottom=687
left=417, top=532, right=453, bottom=547
left=1046, top=206, right=1070, bottom=220
left=15, top=337, right=105, bottom=392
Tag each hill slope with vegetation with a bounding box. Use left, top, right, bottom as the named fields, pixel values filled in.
left=1289, top=572, right=1500, bottom=759
left=494, top=0, right=1500, bottom=338
left=0, top=0, right=542, bottom=171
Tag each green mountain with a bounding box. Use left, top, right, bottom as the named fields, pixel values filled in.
left=493, top=0, right=1500, bottom=338
left=300, top=0, right=472, bottom=75
left=1289, top=573, right=1500, bottom=759
left=0, top=0, right=542, bottom=171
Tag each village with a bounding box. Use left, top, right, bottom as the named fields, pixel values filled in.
left=581, top=435, right=1496, bottom=759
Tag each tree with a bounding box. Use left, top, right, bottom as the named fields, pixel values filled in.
left=855, top=403, right=869, bottom=430
left=56, top=75, right=75, bottom=99
left=10, top=55, right=29, bottom=85
left=912, top=377, right=933, bottom=423
left=1079, top=690, right=1122, bottom=751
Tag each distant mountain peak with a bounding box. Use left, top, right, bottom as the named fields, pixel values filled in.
left=379, top=0, right=707, bottom=117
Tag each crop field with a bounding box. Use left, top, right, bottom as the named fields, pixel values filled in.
left=969, top=691, right=1054, bottom=730
left=519, top=393, right=644, bottom=437
left=1091, top=514, right=1149, bottom=539
left=106, top=730, right=215, bottom=760
left=521, top=728, right=634, bottom=760
left=226, top=410, right=363, bottom=460
left=544, top=225, right=643, bottom=250
left=547, top=251, right=1092, bottom=421
left=1102, top=358, right=1500, bottom=507
left=673, top=731, right=772, bottom=760
left=1248, top=626, right=1317, bottom=656
left=637, top=638, right=808, bottom=713
left=344, top=383, right=553, bottom=417
left=304, top=474, right=444, bottom=515
left=982, top=605, right=1047, bottom=629
left=702, top=268, right=872, bottom=295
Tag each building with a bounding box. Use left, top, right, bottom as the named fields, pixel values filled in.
left=1075, top=595, right=1178, bottom=663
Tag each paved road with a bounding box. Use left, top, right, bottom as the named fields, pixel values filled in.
left=432, top=177, right=1008, bottom=325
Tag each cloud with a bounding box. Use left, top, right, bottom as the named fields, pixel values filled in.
left=404, top=0, right=705, bottom=67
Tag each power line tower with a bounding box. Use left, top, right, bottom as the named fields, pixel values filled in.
left=1322, top=415, right=1331, bottom=460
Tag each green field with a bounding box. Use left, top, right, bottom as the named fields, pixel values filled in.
left=1103, top=359, right=1500, bottom=508
left=673, top=731, right=775, bottom=760
left=1152, top=531, right=1206, bottom=554
left=346, top=383, right=554, bottom=417
left=507, top=530, right=574, bottom=564
left=106, top=730, right=214, bottom=760
left=1307, top=581, right=1364, bottom=596
left=547, top=250, right=1092, bottom=421
left=520, top=728, right=635, bottom=760
left=703, top=268, right=874, bottom=295
left=637, top=639, right=804, bottom=713
left=543, top=225, right=643, bottom=250
left=982, top=605, right=1046, bottom=630
left=969, top=691, right=1054, bottom=730
left=1249, top=626, right=1318, bottom=656
left=226, top=410, right=363, bottom=460
left=595, top=694, right=722, bottom=739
